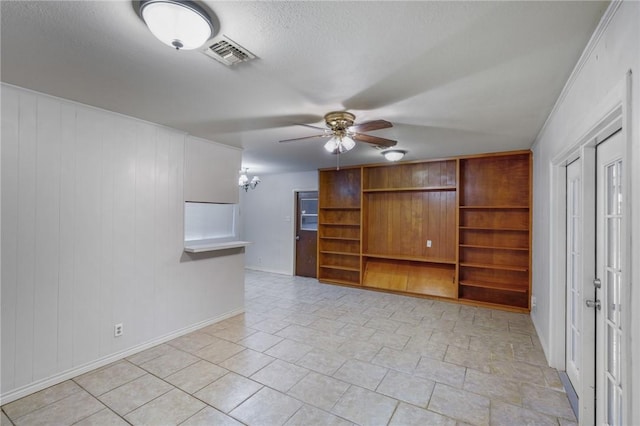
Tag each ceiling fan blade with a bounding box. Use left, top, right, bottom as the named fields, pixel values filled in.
left=352, top=133, right=397, bottom=148
left=297, top=123, right=328, bottom=131
left=279, top=134, right=328, bottom=143
left=348, top=119, right=393, bottom=133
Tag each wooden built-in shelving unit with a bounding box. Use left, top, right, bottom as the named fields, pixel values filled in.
left=318, top=150, right=532, bottom=312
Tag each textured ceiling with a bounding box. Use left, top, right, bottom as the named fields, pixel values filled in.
left=1, top=1, right=608, bottom=174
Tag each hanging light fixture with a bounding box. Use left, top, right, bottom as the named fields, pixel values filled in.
left=324, top=135, right=356, bottom=154
left=139, top=0, right=214, bottom=50
left=238, top=168, right=260, bottom=191
left=382, top=149, right=407, bottom=162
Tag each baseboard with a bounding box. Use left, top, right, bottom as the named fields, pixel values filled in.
left=0, top=307, right=244, bottom=405
left=244, top=266, right=291, bottom=276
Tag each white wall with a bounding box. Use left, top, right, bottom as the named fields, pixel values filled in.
left=240, top=171, right=318, bottom=275
left=531, top=1, right=639, bottom=423
left=0, top=84, right=245, bottom=403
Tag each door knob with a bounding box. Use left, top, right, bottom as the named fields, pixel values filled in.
left=296, top=235, right=300, bottom=241
left=585, top=299, right=601, bottom=310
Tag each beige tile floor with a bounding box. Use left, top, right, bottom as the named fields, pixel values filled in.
left=1, top=270, right=576, bottom=426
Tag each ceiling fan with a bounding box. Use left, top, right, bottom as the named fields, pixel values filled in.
left=279, top=111, right=397, bottom=154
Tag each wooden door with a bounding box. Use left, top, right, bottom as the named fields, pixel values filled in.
left=295, top=191, right=318, bottom=278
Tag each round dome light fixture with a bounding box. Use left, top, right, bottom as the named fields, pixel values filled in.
left=382, top=149, right=407, bottom=162
left=139, top=0, right=213, bottom=50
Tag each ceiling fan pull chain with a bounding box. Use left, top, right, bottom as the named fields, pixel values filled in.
left=336, top=151, right=340, bottom=171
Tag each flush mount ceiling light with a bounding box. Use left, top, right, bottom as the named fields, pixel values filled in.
left=382, top=149, right=407, bottom=162
left=139, top=0, right=213, bottom=50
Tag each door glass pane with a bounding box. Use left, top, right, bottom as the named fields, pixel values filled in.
left=300, top=197, right=318, bottom=231
left=300, top=214, right=318, bottom=231
left=300, top=198, right=318, bottom=214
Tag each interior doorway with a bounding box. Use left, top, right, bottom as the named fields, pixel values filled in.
left=295, top=191, right=318, bottom=278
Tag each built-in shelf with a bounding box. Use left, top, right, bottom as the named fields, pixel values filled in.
left=459, top=205, right=529, bottom=209
left=184, top=239, right=251, bottom=253
left=320, top=206, right=360, bottom=210
left=320, top=223, right=360, bottom=226
left=459, top=280, right=528, bottom=293
left=363, top=186, right=456, bottom=193
left=460, top=244, right=529, bottom=251
left=460, top=262, right=528, bottom=272
left=363, top=253, right=456, bottom=264
left=460, top=226, right=528, bottom=232
left=320, top=236, right=360, bottom=241
left=321, top=278, right=360, bottom=286
left=320, top=264, right=360, bottom=272
left=320, top=251, right=360, bottom=256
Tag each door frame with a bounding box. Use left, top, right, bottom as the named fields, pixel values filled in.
left=290, top=188, right=318, bottom=276
left=548, top=72, right=631, bottom=423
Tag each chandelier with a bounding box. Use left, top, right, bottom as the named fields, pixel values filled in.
left=238, top=168, right=260, bottom=191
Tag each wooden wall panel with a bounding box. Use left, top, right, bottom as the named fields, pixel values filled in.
left=0, top=85, right=244, bottom=401
left=15, top=92, right=37, bottom=387
left=33, top=96, right=62, bottom=380
left=1, top=87, right=19, bottom=391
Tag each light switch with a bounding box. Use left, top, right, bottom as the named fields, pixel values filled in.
left=426, top=240, right=432, bottom=248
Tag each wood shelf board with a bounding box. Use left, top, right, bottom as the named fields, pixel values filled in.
left=460, top=262, right=529, bottom=272
left=320, top=251, right=360, bottom=257
left=459, top=280, right=528, bottom=293
left=320, top=223, right=360, bottom=227
left=363, top=253, right=456, bottom=264
left=318, top=278, right=361, bottom=287
left=320, top=237, right=361, bottom=241
left=459, top=226, right=528, bottom=232
left=459, top=206, right=529, bottom=209
left=320, top=207, right=361, bottom=210
left=320, top=264, right=361, bottom=272
left=363, top=258, right=456, bottom=298
left=457, top=297, right=530, bottom=313
left=459, top=244, right=529, bottom=251
left=364, top=186, right=456, bottom=193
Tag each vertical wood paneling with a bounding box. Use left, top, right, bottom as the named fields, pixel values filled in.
left=165, top=133, right=184, bottom=331
left=1, top=85, right=244, bottom=401
left=33, top=96, right=62, bottom=380
left=98, top=116, right=115, bottom=357
left=111, top=119, right=137, bottom=351
left=15, top=92, right=37, bottom=387
left=154, top=129, right=171, bottom=335
left=57, top=103, right=76, bottom=372
left=73, top=107, right=102, bottom=365
left=1, top=87, right=20, bottom=392
left=135, top=125, right=157, bottom=342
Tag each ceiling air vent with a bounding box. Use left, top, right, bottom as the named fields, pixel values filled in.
left=202, top=36, right=256, bottom=66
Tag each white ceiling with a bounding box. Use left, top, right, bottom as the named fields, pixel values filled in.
left=1, top=1, right=608, bottom=175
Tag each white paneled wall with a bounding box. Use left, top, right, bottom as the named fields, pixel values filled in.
left=240, top=171, right=318, bottom=275
left=1, top=84, right=245, bottom=402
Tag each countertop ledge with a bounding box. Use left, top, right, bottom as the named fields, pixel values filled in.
left=184, top=239, right=252, bottom=253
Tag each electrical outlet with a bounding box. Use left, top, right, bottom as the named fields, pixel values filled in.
left=426, top=240, right=432, bottom=248
left=114, top=323, right=123, bottom=337
left=531, top=296, right=537, bottom=311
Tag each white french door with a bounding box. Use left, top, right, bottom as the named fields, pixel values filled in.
left=595, top=130, right=627, bottom=426
left=565, top=158, right=582, bottom=395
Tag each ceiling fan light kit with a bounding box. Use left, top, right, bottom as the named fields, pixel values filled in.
left=280, top=111, right=397, bottom=157
left=324, top=135, right=356, bottom=154
left=382, top=149, right=407, bottom=162
left=139, top=0, right=213, bottom=50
